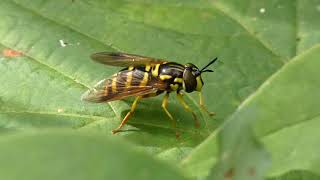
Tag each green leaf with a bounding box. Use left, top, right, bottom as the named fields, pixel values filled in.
left=214, top=0, right=320, bottom=58
left=182, top=45, right=320, bottom=179
left=0, top=0, right=283, bottom=150
left=182, top=99, right=271, bottom=180
left=1, top=0, right=320, bottom=179
left=0, top=131, right=186, bottom=180
left=257, top=46, right=320, bottom=177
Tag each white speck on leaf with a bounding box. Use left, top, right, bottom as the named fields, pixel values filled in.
left=259, top=8, right=266, bottom=14
left=57, top=108, right=64, bottom=113
left=59, top=40, right=67, bottom=47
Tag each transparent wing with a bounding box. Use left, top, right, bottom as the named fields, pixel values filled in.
left=90, top=52, right=167, bottom=67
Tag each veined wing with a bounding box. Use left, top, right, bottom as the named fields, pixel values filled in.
left=90, top=52, right=167, bottom=67
left=81, top=70, right=166, bottom=103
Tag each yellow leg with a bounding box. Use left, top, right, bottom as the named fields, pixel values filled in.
left=162, top=93, right=180, bottom=138
left=199, top=92, right=215, bottom=116
left=112, top=96, right=142, bottom=134
left=176, top=92, right=199, bottom=128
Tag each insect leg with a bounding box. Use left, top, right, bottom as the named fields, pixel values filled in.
left=176, top=92, right=199, bottom=128
left=161, top=92, right=180, bottom=137
left=112, top=96, right=142, bottom=134
left=199, top=91, right=215, bottom=116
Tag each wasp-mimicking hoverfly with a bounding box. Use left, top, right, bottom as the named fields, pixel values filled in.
left=82, top=52, right=217, bottom=137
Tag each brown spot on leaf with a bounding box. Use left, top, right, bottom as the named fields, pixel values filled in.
left=224, top=168, right=234, bottom=180
left=2, top=49, right=23, bottom=57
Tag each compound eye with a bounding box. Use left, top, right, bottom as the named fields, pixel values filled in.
left=183, top=69, right=197, bottom=93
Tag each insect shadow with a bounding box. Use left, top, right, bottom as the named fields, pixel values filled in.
left=117, top=98, right=208, bottom=147
left=118, top=96, right=203, bottom=136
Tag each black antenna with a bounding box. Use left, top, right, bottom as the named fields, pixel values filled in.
left=200, top=57, right=218, bottom=72
left=202, top=69, right=214, bottom=73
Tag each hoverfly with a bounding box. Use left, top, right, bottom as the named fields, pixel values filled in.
left=81, top=52, right=217, bottom=137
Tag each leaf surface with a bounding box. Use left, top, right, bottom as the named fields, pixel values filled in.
left=0, top=131, right=186, bottom=180
left=0, top=0, right=283, bottom=150
left=0, top=0, right=319, bottom=179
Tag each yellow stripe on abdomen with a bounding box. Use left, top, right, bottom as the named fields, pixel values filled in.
left=112, top=77, right=117, bottom=92
left=139, top=72, right=149, bottom=86
left=103, top=80, right=109, bottom=96
left=126, top=72, right=133, bottom=88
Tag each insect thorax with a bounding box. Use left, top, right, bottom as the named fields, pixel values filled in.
left=157, top=63, right=184, bottom=92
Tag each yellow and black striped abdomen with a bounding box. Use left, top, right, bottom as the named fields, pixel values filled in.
left=108, top=69, right=156, bottom=94
left=81, top=69, right=164, bottom=102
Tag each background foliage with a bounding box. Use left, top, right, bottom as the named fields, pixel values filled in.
left=0, top=0, right=319, bottom=179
